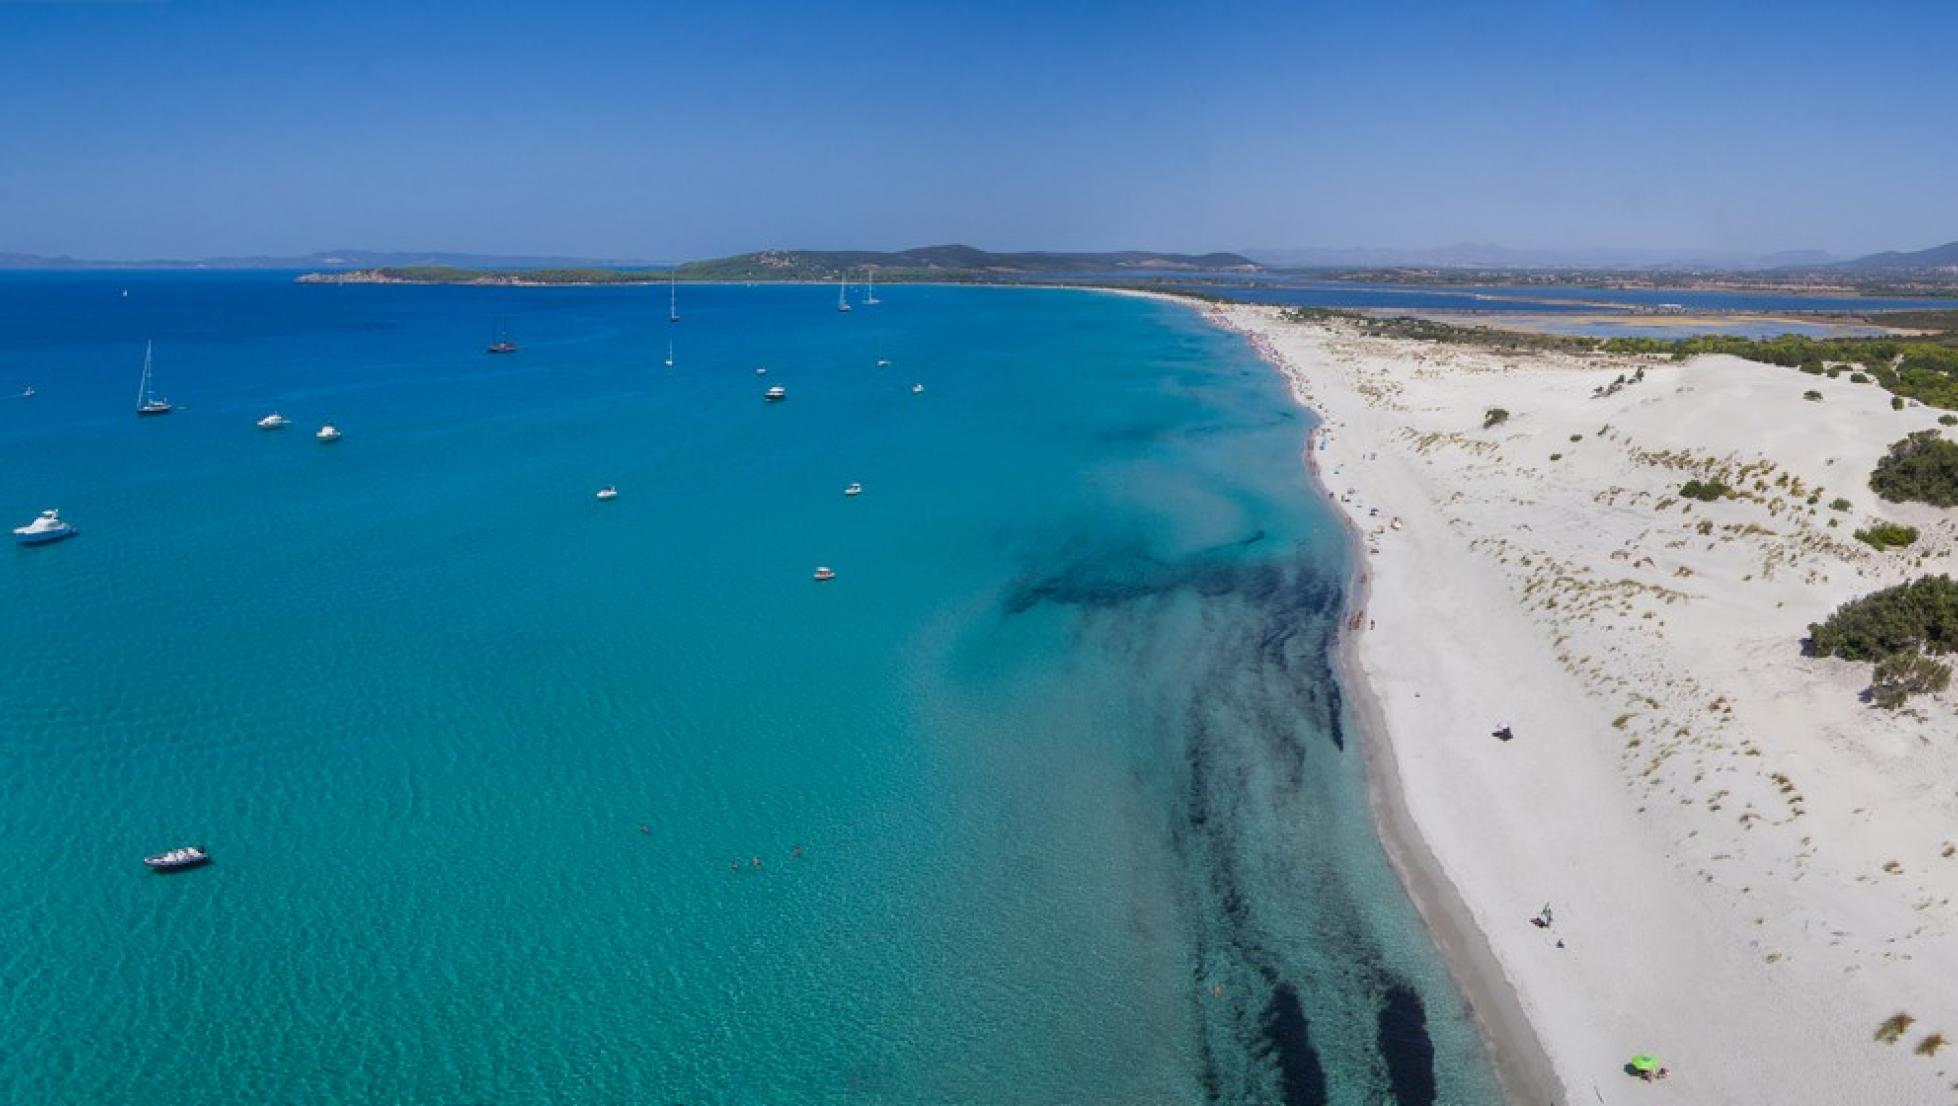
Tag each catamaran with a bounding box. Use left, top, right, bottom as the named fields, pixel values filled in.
left=864, top=269, right=880, bottom=306
left=668, top=273, right=680, bottom=323
left=836, top=277, right=852, bottom=313
left=135, top=341, right=171, bottom=416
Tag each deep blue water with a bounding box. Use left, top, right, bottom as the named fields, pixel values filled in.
left=0, top=274, right=1501, bottom=1104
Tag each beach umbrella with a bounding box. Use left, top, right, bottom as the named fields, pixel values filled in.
left=1629, top=1054, right=1659, bottom=1074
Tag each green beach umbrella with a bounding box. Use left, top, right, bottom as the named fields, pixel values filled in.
left=1630, top=1054, right=1659, bottom=1074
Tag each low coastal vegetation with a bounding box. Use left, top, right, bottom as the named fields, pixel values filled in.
left=1482, top=407, right=1510, bottom=429
left=1279, top=307, right=1958, bottom=410
left=1808, top=575, right=1958, bottom=707
left=1678, top=479, right=1729, bottom=502
left=1869, top=431, right=1958, bottom=506
left=1853, top=522, right=1920, bottom=550
left=1807, top=575, right=1958, bottom=662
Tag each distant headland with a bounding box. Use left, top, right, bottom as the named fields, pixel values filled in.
left=293, top=245, right=1263, bottom=286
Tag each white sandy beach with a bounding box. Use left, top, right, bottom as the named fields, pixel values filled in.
left=1193, top=301, right=1958, bottom=1104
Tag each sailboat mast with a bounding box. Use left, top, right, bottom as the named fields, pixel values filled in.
left=137, top=341, right=152, bottom=405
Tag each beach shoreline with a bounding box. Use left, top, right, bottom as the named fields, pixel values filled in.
left=1099, top=285, right=1564, bottom=1102
left=1110, top=286, right=1958, bottom=1104
left=1213, top=296, right=1566, bottom=1105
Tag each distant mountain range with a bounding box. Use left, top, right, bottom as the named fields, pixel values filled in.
left=1248, top=239, right=1958, bottom=275
left=676, top=244, right=1260, bottom=280
left=1829, top=240, right=1958, bottom=273
left=1245, top=243, right=1842, bottom=271
left=0, top=249, right=654, bottom=271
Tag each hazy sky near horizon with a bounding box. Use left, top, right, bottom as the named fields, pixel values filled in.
left=3, top=0, right=1953, bottom=261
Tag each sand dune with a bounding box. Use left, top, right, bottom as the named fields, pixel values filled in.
left=1213, top=303, right=1958, bottom=1104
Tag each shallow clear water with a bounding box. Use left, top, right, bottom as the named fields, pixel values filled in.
left=1162, top=279, right=1958, bottom=315
left=1522, top=318, right=1891, bottom=339
left=0, top=275, right=1501, bottom=1105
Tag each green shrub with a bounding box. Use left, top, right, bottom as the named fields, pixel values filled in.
left=1870, top=652, right=1952, bottom=709
left=1483, top=407, right=1510, bottom=429
left=1893, top=396, right=1907, bottom=411
left=1855, top=522, right=1921, bottom=550
left=1852, top=372, right=1872, bottom=384
left=1941, top=415, right=1958, bottom=427
left=1804, top=390, right=1823, bottom=401
left=1871, top=430, right=1958, bottom=506
left=1679, top=479, right=1728, bottom=502
left=1808, top=575, right=1958, bottom=662
left=1830, top=497, right=1852, bottom=511
left=1827, top=367, right=1843, bottom=379
left=1549, top=453, right=1563, bottom=461
left=1568, top=433, right=1583, bottom=442
left=1799, top=360, right=1825, bottom=375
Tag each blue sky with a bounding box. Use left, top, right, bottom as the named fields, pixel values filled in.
left=3, top=0, right=1953, bottom=260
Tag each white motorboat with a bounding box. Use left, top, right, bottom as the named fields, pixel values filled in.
left=143, top=845, right=209, bottom=871
left=13, top=509, right=76, bottom=545
left=257, top=412, right=288, bottom=430
left=764, top=385, right=787, bottom=402
left=315, top=424, right=342, bottom=442
left=843, top=483, right=863, bottom=497
left=596, top=486, right=619, bottom=501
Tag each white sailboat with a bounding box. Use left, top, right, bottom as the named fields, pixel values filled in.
left=668, top=273, right=679, bottom=323
left=836, top=277, right=852, bottom=313
left=135, top=341, right=172, bottom=416
left=664, top=339, right=674, bottom=368
left=864, top=268, right=880, bottom=306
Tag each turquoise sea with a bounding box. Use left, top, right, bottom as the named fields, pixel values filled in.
left=0, top=275, right=1501, bottom=1105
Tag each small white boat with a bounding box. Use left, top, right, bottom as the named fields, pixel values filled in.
left=135, top=341, right=172, bottom=417
left=664, top=340, right=674, bottom=368
left=764, top=385, right=787, bottom=402
left=596, top=486, right=618, bottom=501
left=875, top=359, right=891, bottom=367
left=20, top=386, right=35, bottom=398
left=836, top=278, right=852, bottom=313
left=755, top=366, right=768, bottom=375
left=812, top=566, right=836, bottom=581
left=911, top=383, right=925, bottom=394
left=143, top=845, right=209, bottom=871
left=864, top=269, right=880, bottom=306
left=257, top=412, right=288, bottom=430
left=844, top=483, right=863, bottom=497
left=13, top=509, right=76, bottom=545
left=315, top=424, right=342, bottom=442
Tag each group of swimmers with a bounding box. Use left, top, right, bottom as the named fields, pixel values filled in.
left=727, top=844, right=805, bottom=871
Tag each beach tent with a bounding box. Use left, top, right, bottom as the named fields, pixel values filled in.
left=1629, top=1054, right=1659, bottom=1075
